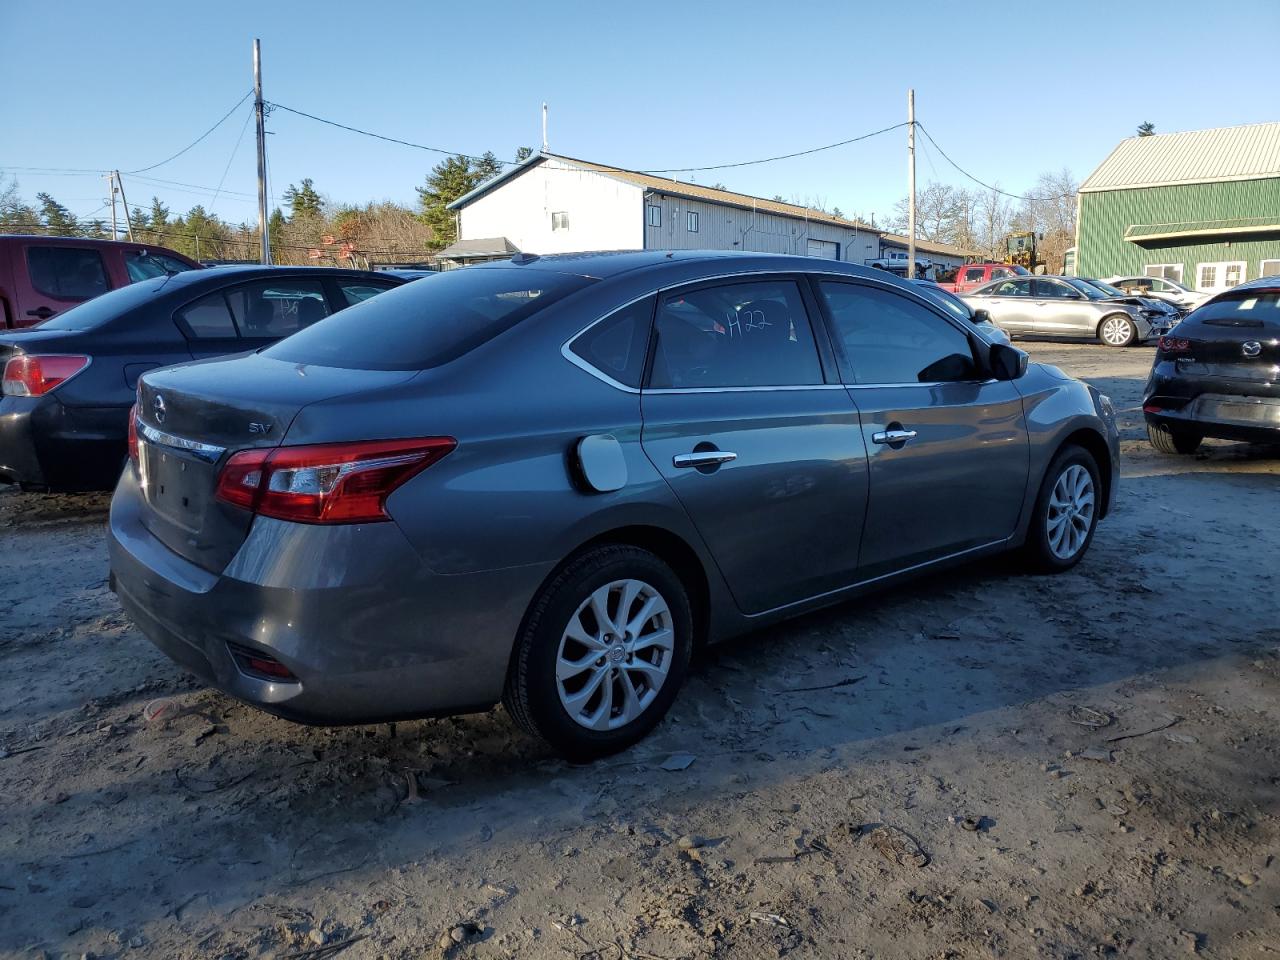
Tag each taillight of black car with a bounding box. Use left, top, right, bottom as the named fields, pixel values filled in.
left=215, top=437, right=457, bottom=524
left=1, top=354, right=91, bottom=397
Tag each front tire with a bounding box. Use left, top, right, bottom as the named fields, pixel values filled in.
left=1098, top=314, right=1137, bottom=347
left=1022, top=445, right=1101, bottom=573
left=503, top=545, right=692, bottom=760
left=1147, top=422, right=1202, bottom=455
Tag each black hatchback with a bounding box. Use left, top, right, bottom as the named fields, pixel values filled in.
left=1143, top=276, right=1280, bottom=454
left=0, top=266, right=404, bottom=489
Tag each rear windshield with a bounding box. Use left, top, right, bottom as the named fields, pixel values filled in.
left=264, top=267, right=595, bottom=370
left=35, top=278, right=169, bottom=330
left=1189, top=290, right=1280, bottom=328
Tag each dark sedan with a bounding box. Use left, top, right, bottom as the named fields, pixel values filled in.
left=1143, top=276, right=1280, bottom=453
left=109, top=251, right=1120, bottom=759
left=0, top=266, right=403, bottom=489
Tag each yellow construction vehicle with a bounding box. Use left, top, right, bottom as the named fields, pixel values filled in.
left=1004, top=231, right=1044, bottom=273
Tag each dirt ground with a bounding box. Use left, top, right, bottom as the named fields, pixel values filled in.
left=1, top=341, right=1278, bottom=960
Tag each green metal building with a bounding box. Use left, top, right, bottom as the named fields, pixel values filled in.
left=1076, top=121, right=1280, bottom=293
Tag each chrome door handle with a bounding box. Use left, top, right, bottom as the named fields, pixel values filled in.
left=673, top=451, right=737, bottom=468
left=872, top=429, right=918, bottom=445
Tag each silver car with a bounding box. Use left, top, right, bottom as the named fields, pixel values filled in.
left=1104, top=275, right=1209, bottom=312
left=109, top=252, right=1120, bottom=759
left=964, top=275, right=1172, bottom=347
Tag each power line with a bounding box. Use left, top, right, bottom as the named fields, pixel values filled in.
left=123, top=90, right=253, bottom=174
left=916, top=123, right=1073, bottom=202
left=268, top=99, right=908, bottom=174
left=211, top=105, right=255, bottom=212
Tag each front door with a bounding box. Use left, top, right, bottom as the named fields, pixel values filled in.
left=816, top=279, right=1029, bottom=578
left=640, top=276, right=869, bottom=615
left=1030, top=277, right=1096, bottom=336
left=977, top=276, right=1034, bottom=334
left=1196, top=261, right=1246, bottom=294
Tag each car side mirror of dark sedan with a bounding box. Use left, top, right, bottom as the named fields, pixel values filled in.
left=972, top=308, right=993, bottom=324
left=989, top=342, right=1029, bottom=380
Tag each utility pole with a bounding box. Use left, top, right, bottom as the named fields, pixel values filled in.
left=541, top=102, right=549, bottom=154
left=114, top=171, right=135, bottom=241
left=907, top=88, right=916, bottom=279
left=104, top=172, right=118, bottom=241
left=254, top=38, right=271, bottom=264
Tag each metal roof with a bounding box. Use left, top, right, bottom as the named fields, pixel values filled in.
left=434, top=236, right=520, bottom=259
left=878, top=231, right=981, bottom=258
left=448, top=153, right=879, bottom=233
left=1080, top=122, right=1280, bottom=193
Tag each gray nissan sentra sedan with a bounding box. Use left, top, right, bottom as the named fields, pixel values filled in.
left=108, top=251, right=1120, bottom=759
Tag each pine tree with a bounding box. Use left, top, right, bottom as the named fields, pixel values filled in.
left=1137, top=121, right=1155, bottom=136
left=0, top=176, right=39, bottom=233
left=282, top=178, right=323, bottom=220
left=268, top=208, right=288, bottom=260
left=37, top=192, right=79, bottom=236
left=148, top=197, right=170, bottom=229
left=515, top=146, right=534, bottom=162
left=416, top=155, right=481, bottom=250
left=473, top=151, right=502, bottom=184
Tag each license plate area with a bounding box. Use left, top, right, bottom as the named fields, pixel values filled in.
left=139, top=439, right=219, bottom=533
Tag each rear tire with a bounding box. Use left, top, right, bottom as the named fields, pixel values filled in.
left=1098, top=314, right=1137, bottom=347
left=1022, top=445, right=1101, bottom=573
left=503, top=545, right=692, bottom=761
left=1148, top=422, right=1202, bottom=455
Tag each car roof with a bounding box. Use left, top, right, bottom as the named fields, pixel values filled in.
left=163, top=264, right=401, bottom=286
left=464, top=249, right=899, bottom=284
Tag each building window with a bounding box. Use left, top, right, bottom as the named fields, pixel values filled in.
left=647, top=205, right=662, bottom=228
left=1198, top=264, right=1217, bottom=289
left=1144, top=263, right=1183, bottom=283
left=1262, top=259, right=1280, bottom=277
left=551, top=211, right=569, bottom=231
left=687, top=211, right=698, bottom=233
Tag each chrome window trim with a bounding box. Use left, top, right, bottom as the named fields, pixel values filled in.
left=136, top=420, right=227, bottom=462
left=560, top=267, right=985, bottom=395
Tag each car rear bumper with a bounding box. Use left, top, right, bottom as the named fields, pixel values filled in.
left=108, top=467, right=551, bottom=725
left=0, top=395, right=129, bottom=488
left=1144, top=396, right=1280, bottom=444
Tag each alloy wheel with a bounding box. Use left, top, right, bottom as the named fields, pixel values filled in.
left=1046, top=464, right=1095, bottom=560
left=556, top=579, right=674, bottom=731
left=1100, top=316, right=1133, bottom=346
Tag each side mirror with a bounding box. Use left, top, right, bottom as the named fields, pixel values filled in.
left=972, top=308, right=993, bottom=324
left=989, top=342, right=1029, bottom=381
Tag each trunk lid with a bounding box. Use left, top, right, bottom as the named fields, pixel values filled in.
left=1174, top=290, right=1280, bottom=386
left=134, top=353, right=417, bottom=571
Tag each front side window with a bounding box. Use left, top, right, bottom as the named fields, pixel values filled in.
left=225, top=279, right=330, bottom=338
left=647, top=205, right=662, bottom=227
left=1035, top=279, right=1078, bottom=299
left=569, top=296, right=654, bottom=388
left=26, top=246, right=109, bottom=300
left=687, top=211, right=699, bottom=233
left=649, top=280, right=823, bottom=389
left=820, top=281, right=979, bottom=386
left=125, top=251, right=195, bottom=282
left=552, top=211, right=569, bottom=231
left=339, top=281, right=395, bottom=306
left=177, top=291, right=238, bottom=338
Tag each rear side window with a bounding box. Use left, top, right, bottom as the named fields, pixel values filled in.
left=26, top=246, right=109, bottom=300
left=338, top=280, right=396, bottom=306
left=177, top=292, right=238, bottom=338
left=963, top=267, right=985, bottom=282
left=569, top=296, right=654, bottom=388
left=1191, top=291, right=1280, bottom=328
left=125, top=251, right=195, bottom=282
left=265, top=267, right=594, bottom=370
left=225, top=280, right=330, bottom=338
left=649, top=279, right=823, bottom=389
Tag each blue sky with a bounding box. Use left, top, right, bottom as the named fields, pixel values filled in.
left=4, top=0, right=1278, bottom=227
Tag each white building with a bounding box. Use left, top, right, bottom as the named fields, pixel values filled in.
left=446, top=153, right=884, bottom=265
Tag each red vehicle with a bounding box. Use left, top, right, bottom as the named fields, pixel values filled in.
left=935, top=261, right=1029, bottom=295
left=0, top=235, right=200, bottom=329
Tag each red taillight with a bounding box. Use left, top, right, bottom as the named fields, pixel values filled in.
left=2, top=354, right=91, bottom=397
left=127, top=404, right=139, bottom=465
left=1142, top=403, right=1164, bottom=413
left=1158, top=336, right=1191, bottom=353
left=215, top=438, right=456, bottom=524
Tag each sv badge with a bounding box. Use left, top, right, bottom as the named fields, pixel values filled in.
left=248, top=422, right=272, bottom=435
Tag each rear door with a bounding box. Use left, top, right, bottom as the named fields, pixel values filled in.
left=816, top=279, right=1028, bottom=578
left=15, top=242, right=112, bottom=324
left=978, top=277, right=1034, bottom=333
left=639, top=276, right=869, bottom=615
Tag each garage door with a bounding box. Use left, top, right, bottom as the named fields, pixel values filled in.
left=806, top=239, right=839, bottom=259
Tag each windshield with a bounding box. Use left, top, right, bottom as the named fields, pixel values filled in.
left=34, top=278, right=169, bottom=330
left=1065, top=278, right=1108, bottom=300
left=265, top=266, right=595, bottom=370
left=1010, top=265, right=1030, bottom=276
